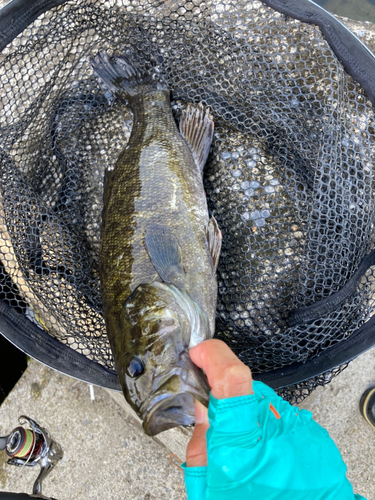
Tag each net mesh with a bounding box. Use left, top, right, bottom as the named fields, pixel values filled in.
left=1, top=0, right=375, bottom=401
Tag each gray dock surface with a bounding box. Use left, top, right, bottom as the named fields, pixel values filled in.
left=0, top=360, right=187, bottom=500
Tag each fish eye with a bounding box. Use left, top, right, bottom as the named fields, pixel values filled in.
left=126, top=356, right=144, bottom=378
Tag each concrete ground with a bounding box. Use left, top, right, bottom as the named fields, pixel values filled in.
left=0, top=360, right=187, bottom=500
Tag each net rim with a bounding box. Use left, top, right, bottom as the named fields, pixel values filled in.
left=1, top=297, right=375, bottom=390
left=0, top=0, right=375, bottom=388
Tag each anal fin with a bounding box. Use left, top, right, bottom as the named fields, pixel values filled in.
left=145, top=224, right=185, bottom=289
left=179, top=103, right=214, bottom=173
left=206, top=217, right=222, bottom=272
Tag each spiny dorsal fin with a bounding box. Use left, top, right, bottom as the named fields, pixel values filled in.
left=145, top=224, right=185, bottom=289
left=206, top=217, right=222, bottom=272
left=179, top=103, right=214, bottom=173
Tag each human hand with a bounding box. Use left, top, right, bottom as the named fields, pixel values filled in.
left=183, top=340, right=361, bottom=500
left=186, top=339, right=253, bottom=467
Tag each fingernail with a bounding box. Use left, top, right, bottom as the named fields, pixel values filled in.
left=194, top=399, right=208, bottom=424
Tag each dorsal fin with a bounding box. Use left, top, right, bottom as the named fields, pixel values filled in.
left=145, top=224, right=185, bottom=289
left=179, top=103, right=214, bottom=173
left=206, top=217, right=222, bottom=272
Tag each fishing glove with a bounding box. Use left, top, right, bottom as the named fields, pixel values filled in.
left=182, top=381, right=366, bottom=500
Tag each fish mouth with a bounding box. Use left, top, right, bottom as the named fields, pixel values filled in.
left=138, top=352, right=210, bottom=436
left=143, top=391, right=197, bottom=436
left=141, top=369, right=210, bottom=436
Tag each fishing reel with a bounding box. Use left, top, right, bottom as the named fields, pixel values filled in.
left=0, top=416, right=63, bottom=500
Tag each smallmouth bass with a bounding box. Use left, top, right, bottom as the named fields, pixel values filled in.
left=91, top=51, right=221, bottom=435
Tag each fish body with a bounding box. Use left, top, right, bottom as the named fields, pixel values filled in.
left=101, top=89, right=216, bottom=336
left=91, top=52, right=221, bottom=435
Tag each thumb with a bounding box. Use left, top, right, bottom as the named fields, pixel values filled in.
left=186, top=400, right=209, bottom=467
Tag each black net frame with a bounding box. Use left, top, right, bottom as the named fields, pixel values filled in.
left=0, top=0, right=374, bottom=402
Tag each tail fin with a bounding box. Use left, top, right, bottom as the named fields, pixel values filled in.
left=90, top=51, right=166, bottom=102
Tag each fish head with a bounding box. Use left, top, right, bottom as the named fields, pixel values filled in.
left=117, top=281, right=210, bottom=436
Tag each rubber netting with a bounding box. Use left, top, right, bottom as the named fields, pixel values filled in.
left=1, top=0, right=375, bottom=403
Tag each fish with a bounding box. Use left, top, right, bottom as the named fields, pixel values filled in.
left=91, top=51, right=222, bottom=436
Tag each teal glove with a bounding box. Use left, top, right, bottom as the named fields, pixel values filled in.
left=182, top=381, right=366, bottom=500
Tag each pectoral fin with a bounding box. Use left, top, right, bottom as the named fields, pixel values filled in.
left=206, top=217, right=222, bottom=272
left=145, top=224, right=185, bottom=289
left=179, top=103, right=214, bottom=173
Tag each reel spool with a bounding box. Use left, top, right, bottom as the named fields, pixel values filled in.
left=0, top=416, right=63, bottom=498
left=5, top=426, right=44, bottom=462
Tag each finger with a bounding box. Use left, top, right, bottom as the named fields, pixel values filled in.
left=186, top=400, right=209, bottom=467
left=190, top=339, right=253, bottom=400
